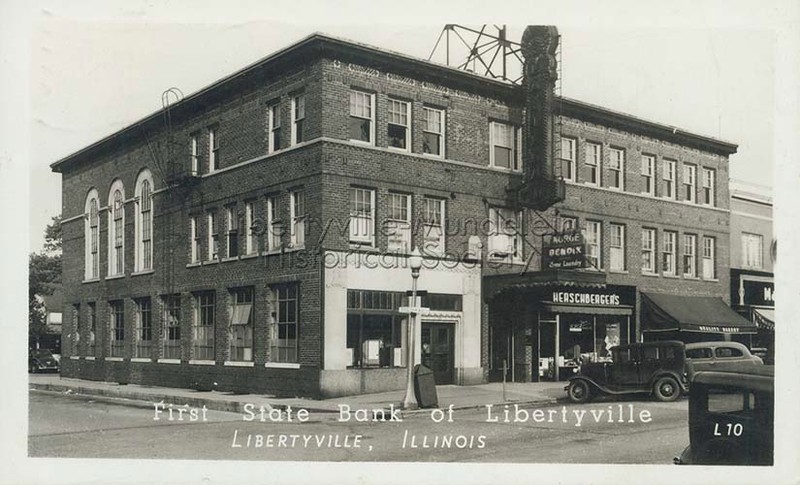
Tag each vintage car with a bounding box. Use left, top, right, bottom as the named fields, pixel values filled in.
left=29, top=348, right=60, bottom=373
left=685, top=342, right=763, bottom=379
left=674, top=364, right=774, bottom=465
left=565, top=341, right=688, bottom=403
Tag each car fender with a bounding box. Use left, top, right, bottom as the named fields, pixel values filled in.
left=566, top=376, right=613, bottom=395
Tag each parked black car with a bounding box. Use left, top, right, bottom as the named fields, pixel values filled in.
left=674, top=364, right=774, bottom=465
left=565, top=341, right=688, bottom=403
left=29, top=349, right=60, bottom=373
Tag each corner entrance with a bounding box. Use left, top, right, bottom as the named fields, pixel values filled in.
left=421, top=322, right=455, bottom=384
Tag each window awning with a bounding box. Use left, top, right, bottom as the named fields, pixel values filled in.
left=753, top=308, right=774, bottom=330
left=641, top=292, right=756, bottom=334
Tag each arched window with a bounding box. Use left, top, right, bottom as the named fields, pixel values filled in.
left=84, top=189, right=100, bottom=280
left=134, top=170, right=154, bottom=272
left=107, top=180, right=126, bottom=276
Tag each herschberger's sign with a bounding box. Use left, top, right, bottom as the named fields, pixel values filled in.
left=542, top=231, right=587, bottom=270
left=552, top=291, right=622, bottom=306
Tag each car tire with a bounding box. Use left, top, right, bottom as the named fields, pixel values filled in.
left=653, top=376, right=681, bottom=402
left=568, top=379, right=591, bottom=403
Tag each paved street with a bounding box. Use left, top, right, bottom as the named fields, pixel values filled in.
left=29, top=390, right=689, bottom=463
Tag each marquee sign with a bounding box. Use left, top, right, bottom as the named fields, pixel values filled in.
left=542, top=231, right=587, bottom=270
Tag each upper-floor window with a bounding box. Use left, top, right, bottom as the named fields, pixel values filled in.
left=583, top=220, right=602, bottom=270
left=387, top=98, right=410, bottom=150
left=134, top=170, right=154, bottom=272
left=641, top=155, right=655, bottom=196
left=268, top=102, right=281, bottom=153
left=386, top=192, right=411, bottom=253
left=663, top=230, right=678, bottom=276
left=225, top=205, right=238, bottom=258
left=290, top=190, right=306, bottom=248
left=291, top=94, right=305, bottom=145
left=491, top=122, right=520, bottom=171
left=349, top=90, right=375, bottom=145
left=585, top=142, right=601, bottom=186
left=84, top=189, right=100, bottom=280
left=190, top=134, right=199, bottom=175
left=229, top=287, right=254, bottom=362
left=702, top=236, right=716, bottom=279
left=683, top=164, right=696, bottom=203
left=702, top=168, right=715, bottom=206
left=244, top=201, right=256, bottom=255
left=641, top=228, right=656, bottom=274
left=208, top=126, right=219, bottom=172
left=742, top=233, right=764, bottom=269
left=421, top=197, right=445, bottom=256
left=190, top=217, right=200, bottom=263
left=269, top=283, right=299, bottom=364
left=560, top=137, right=576, bottom=181
left=422, top=106, right=445, bottom=157
left=663, top=159, right=677, bottom=199
left=488, top=207, right=522, bottom=262
left=683, top=234, right=697, bottom=277
left=609, top=223, right=626, bottom=272
left=108, top=180, right=125, bottom=276
left=267, top=196, right=282, bottom=251
left=207, top=211, right=218, bottom=261
left=349, top=187, right=375, bottom=245
left=609, top=148, right=625, bottom=190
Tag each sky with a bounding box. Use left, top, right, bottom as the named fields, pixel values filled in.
left=16, top=3, right=783, bottom=253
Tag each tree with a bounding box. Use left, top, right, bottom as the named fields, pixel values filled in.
left=43, top=214, right=63, bottom=254
left=29, top=215, right=63, bottom=344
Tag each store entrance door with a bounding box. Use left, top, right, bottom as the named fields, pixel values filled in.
left=421, top=322, right=455, bottom=385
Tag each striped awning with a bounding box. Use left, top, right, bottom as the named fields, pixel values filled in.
left=753, top=308, right=775, bottom=330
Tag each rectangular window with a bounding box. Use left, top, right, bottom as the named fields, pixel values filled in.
left=190, top=217, right=200, bottom=263
left=663, top=230, right=677, bottom=276
left=386, top=192, right=411, bottom=253
left=190, top=134, right=199, bottom=175
left=244, top=202, right=256, bottom=255
left=193, top=291, right=215, bottom=361
left=488, top=207, right=523, bottom=262
left=560, top=137, right=576, bottom=181
left=207, top=211, right=218, bottom=260
left=610, top=223, right=626, bottom=272
left=291, top=94, right=305, bottom=145
left=109, top=301, right=124, bottom=358
left=349, top=187, right=375, bottom=245
left=641, top=155, right=655, bottom=196
left=387, top=98, right=410, bottom=150
left=742, top=233, right=764, bottom=269
left=683, top=164, right=696, bottom=202
left=702, top=168, right=715, bottom=206
left=229, top=287, right=254, bottom=362
left=702, top=236, right=716, bottom=279
left=162, top=295, right=181, bottom=360
left=267, top=196, right=282, bottom=251
left=290, top=190, right=305, bottom=248
left=422, top=197, right=445, bottom=256
left=641, top=228, right=656, bottom=274
left=609, top=148, right=625, bottom=190
left=348, top=89, right=375, bottom=144
left=208, top=126, right=219, bottom=172
left=226, top=206, right=238, bottom=258
left=683, top=234, right=697, bottom=277
left=422, top=106, right=444, bottom=157
left=135, top=298, right=152, bottom=359
left=585, top=142, right=601, bottom=185
left=663, top=159, right=677, bottom=199
left=491, top=122, right=519, bottom=170
left=268, top=103, right=281, bottom=153
left=583, top=220, right=602, bottom=270
left=270, top=284, right=299, bottom=363
left=88, top=303, right=96, bottom=357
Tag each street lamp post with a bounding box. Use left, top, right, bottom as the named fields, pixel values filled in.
left=402, top=247, right=423, bottom=410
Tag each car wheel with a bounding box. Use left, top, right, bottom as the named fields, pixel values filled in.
left=568, top=380, right=591, bottom=403
left=653, top=376, right=680, bottom=402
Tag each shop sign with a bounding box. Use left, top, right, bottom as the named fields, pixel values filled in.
left=542, top=231, right=586, bottom=270
left=552, top=291, right=621, bottom=306
left=698, top=325, right=742, bottom=333
left=742, top=279, right=775, bottom=306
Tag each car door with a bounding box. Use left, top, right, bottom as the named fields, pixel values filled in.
left=609, top=346, right=641, bottom=388
left=687, top=346, right=714, bottom=373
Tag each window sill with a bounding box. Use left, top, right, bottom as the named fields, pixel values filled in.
left=349, top=243, right=377, bottom=251
left=131, top=269, right=154, bottom=277
left=131, top=357, right=152, bottom=363
left=387, top=146, right=410, bottom=154
left=421, top=153, right=445, bottom=160
left=641, top=272, right=660, bottom=278
left=85, top=356, right=96, bottom=360
left=609, top=269, right=628, bottom=274
left=487, top=257, right=526, bottom=266
left=662, top=273, right=680, bottom=279
left=683, top=276, right=701, bottom=280
left=261, top=249, right=283, bottom=257
left=240, top=253, right=259, bottom=260
left=105, top=357, right=124, bottom=362
left=82, top=278, right=101, bottom=284
left=583, top=182, right=599, bottom=187
left=224, top=361, right=254, bottom=367
left=158, top=358, right=180, bottom=364
left=264, top=362, right=300, bottom=369
left=204, top=259, right=219, bottom=265
left=106, top=274, right=125, bottom=281
left=349, top=138, right=375, bottom=147
left=189, top=359, right=216, bottom=366
left=221, top=256, right=239, bottom=263
left=703, top=278, right=720, bottom=282
left=487, top=165, right=522, bottom=174
left=285, top=244, right=305, bottom=252
left=69, top=356, right=80, bottom=360
left=186, top=262, right=202, bottom=268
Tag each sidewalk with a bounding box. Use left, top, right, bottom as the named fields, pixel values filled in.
left=29, top=374, right=567, bottom=416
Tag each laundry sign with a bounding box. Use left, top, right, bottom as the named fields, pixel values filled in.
left=542, top=231, right=587, bottom=270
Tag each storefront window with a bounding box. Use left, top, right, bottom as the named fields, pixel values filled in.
left=347, top=314, right=404, bottom=368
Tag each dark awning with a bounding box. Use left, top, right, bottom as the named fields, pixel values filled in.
left=641, top=292, right=757, bottom=334
left=753, top=308, right=774, bottom=330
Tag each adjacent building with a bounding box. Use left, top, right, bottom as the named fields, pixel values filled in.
left=52, top=28, right=755, bottom=397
